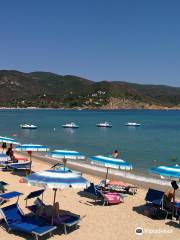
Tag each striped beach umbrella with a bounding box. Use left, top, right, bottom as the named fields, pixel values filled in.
left=150, top=165, right=180, bottom=179
left=15, top=144, right=50, bottom=173
left=48, top=149, right=85, bottom=170
left=23, top=169, right=89, bottom=204
left=0, top=153, right=11, bottom=163
left=15, top=144, right=49, bottom=152
left=49, top=150, right=85, bottom=160
left=0, top=136, right=20, bottom=145
left=88, top=155, right=133, bottom=180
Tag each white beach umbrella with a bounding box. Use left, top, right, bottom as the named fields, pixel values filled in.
left=15, top=144, right=50, bottom=173
left=0, top=136, right=20, bottom=145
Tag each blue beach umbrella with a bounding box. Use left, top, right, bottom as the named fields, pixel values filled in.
left=150, top=165, right=180, bottom=179
left=49, top=150, right=85, bottom=160
left=15, top=144, right=50, bottom=173
left=23, top=169, right=89, bottom=204
left=48, top=149, right=85, bottom=170
left=0, top=153, right=11, bottom=163
left=88, top=155, right=133, bottom=180
left=15, top=144, right=50, bottom=152
left=0, top=136, right=20, bottom=145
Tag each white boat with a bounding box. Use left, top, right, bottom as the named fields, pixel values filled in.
left=125, top=122, right=141, bottom=127
left=61, top=122, right=79, bottom=128
left=20, top=124, right=37, bottom=129
left=96, top=122, right=112, bottom=128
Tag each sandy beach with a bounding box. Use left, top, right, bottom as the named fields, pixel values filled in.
left=0, top=153, right=179, bottom=240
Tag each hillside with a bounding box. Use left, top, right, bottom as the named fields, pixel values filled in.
left=0, top=70, right=180, bottom=109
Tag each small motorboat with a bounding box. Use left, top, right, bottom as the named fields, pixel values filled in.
left=96, top=122, right=112, bottom=128
left=61, top=122, right=79, bottom=128
left=125, top=122, right=141, bottom=127
left=20, top=124, right=37, bottom=129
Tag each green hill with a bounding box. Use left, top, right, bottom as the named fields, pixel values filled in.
left=0, top=70, right=180, bottom=109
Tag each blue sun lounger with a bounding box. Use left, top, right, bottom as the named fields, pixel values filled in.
left=25, top=189, right=80, bottom=235
left=0, top=191, right=57, bottom=239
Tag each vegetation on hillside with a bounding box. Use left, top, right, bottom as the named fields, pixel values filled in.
left=0, top=70, right=180, bottom=109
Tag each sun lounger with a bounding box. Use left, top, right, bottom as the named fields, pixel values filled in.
left=8, top=161, right=31, bottom=171
left=99, top=191, right=123, bottom=206
left=84, top=183, right=123, bottom=205
left=25, top=189, right=80, bottom=235
left=0, top=191, right=57, bottom=239
left=101, top=180, right=138, bottom=195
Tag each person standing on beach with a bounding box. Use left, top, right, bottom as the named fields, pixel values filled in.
left=2, top=142, right=7, bottom=152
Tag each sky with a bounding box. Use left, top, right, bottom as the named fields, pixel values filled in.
left=0, top=0, right=180, bottom=86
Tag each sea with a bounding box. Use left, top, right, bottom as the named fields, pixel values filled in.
left=0, top=109, right=180, bottom=183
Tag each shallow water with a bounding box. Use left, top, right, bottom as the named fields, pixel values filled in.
left=0, top=109, right=180, bottom=176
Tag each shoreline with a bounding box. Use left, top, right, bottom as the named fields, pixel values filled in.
left=19, top=152, right=180, bottom=197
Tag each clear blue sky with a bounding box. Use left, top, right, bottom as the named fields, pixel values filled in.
left=0, top=0, right=180, bottom=86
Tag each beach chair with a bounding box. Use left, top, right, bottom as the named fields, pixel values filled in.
left=145, top=188, right=164, bottom=207
left=0, top=191, right=57, bottom=239
left=98, top=190, right=123, bottom=206
left=84, top=182, right=102, bottom=201
left=101, top=180, right=138, bottom=195
left=144, top=188, right=169, bottom=219
left=25, top=189, right=80, bottom=235
left=8, top=160, right=31, bottom=172
left=84, top=183, right=123, bottom=205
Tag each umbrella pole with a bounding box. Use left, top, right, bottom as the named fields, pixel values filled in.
left=63, top=158, right=67, bottom=171
left=53, top=188, right=57, bottom=205
left=105, top=167, right=109, bottom=183
left=29, top=154, right=32, bottom=174
left=51, top=188, right=57, bottom=225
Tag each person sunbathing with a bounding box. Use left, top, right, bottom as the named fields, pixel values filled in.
left=35, top=199, right=60, bottom=218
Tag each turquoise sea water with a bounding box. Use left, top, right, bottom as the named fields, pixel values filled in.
left=0, top=109, right=180, bottom=175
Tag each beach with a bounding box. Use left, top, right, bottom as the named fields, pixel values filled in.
left=0, top=152, right=179, bottom=240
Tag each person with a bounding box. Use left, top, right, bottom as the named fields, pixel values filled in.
left=2, top=142, right=7, bottom=152
left=35, top=199, right=60, bottom=218
left=6, top=147, right=15, bottom=161
left=163, top=180, right=179, bottom=214
left=112, top=150, right=120, bottom=158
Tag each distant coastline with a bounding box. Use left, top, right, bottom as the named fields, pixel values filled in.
left=1, top=106, right=180, bottom=110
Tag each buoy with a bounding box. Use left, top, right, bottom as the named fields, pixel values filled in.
left=12, top=133, right=17, bottom=137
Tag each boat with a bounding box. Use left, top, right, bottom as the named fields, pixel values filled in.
left=20, top=124, right=37, bottom=129
left=61, top=122, right=79, bottom=128
left=96, top=122, right=112, bottom=128
left=125, top=122, right=141, bottom=127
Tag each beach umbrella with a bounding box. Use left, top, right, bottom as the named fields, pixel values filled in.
left=0, top=136, right=20, bottom=146
left=15, top=144, right=50, bottom=173
left=150, top=165, right=180, bottom=179
left=23, top=169, right=89, bottom=204
left=0, top=153, right=11, bottom=164
left=88, top=155, right=133, bottom=180
left=48, top=150, right=85, bottom=170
